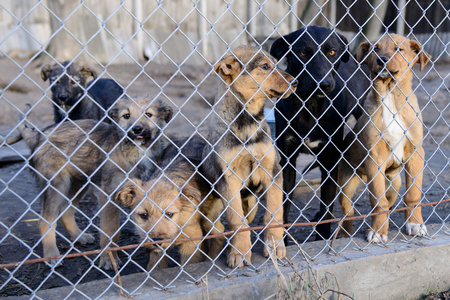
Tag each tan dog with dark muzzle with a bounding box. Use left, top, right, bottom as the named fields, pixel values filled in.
left=201, top=46, right=297, bottom=267
left=337, top=34, right=430, bottom=243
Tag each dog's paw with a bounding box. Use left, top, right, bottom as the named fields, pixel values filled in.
left=46, top=258, right=63, bottom=267
left=366, top=230, right=388, bottom=243
left=43, top=245, right=63, bottom=267
left=262, top=239, right=286, bottom=260
left=227, top=248, right=251, bottom=268
left=405, top=222, right=427, bottom=237
left=75, top=233, right=95, bottom=245
left=98, top=253, right=121, bottom=270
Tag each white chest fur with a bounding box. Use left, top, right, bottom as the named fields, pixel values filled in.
left=381, top=93, right=408, bottom=163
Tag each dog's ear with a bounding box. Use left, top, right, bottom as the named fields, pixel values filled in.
left=214, top=55, right=242, bottom=84
left=270, top=29, right=307, bottom=60
left=41, top=64, right=54, bottom=81
left=356, top=42, right=371, bottom=64
left=160, top=103, right=174, bottom=124
left=78, top=63, right=97, bottom=80
left=270, top=36, right=291, bottom=61
left=115, top=180, right=143, bottom=208
left=337, top=33, right=350, bottom=63
left=181, top=183, right=201, bottom=206
left=409, top=40, right=431, bottom=71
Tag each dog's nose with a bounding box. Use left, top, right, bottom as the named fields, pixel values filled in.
left=58, top=94, right=68, bottom=102
left=319, top=79, right=332, bottom=91
left=377, top=56, right=388, bottom=66
left=132, top=125, right=144, bottom=135
left=290, top=79, right=298, bottom=88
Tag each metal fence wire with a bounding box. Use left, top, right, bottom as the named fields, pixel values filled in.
left=0, top=0, right=449, bottom=298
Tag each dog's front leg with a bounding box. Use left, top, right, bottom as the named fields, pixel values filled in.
left=147, top=249, right=169, bottom=270
left=203, top=201, right=225, bottom=260
left=337, top=160, right=362, bottom=237
left=315, top=144, right=341, bottom=240
left=365, top=160, right=390, bottom=243
left=179, top=225, right=205, bottom=266
left=220, top=175, right=252, bottom=268
left=404, top=147, right=427, bottom=237
left=39, top=196, right=60, bottom=266
left=98, top=193, right=121, bottom=270
left=262, top=172, right=286, bottom=260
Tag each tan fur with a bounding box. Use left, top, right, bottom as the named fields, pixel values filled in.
left=338, top=34, right=430, bottom=243
left=19, top=97, right=173, bottom=269
left=116, top=159, right=224, bottom=270
left=202, top=46, right=297, bottom=267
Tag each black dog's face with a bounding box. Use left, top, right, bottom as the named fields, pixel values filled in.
left=270, top=26, right=349, bottom=99
left=41, top=61, right=96, bottom=109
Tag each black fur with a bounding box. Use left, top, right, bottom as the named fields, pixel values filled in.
left=270, top=26, right=369, bottom=240
left=42, top=61, right=124, bottom=123
left=234, top=107, right=266, bottom=130
left=159, top=134, right=207, bottom=167
left=87, top=78, right=124, bottom=112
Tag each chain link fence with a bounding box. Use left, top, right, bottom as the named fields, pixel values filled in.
left=0, top=0, right=449, bottom=298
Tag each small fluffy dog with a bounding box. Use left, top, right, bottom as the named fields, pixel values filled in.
left=201, top=46, right=297, bottom=268
left=19, top=97, right=173, bottom=268
left=116, top=154, right=224, bottom=270
left=41, top=61, right=123, bottom=123
left=337, top=34, right=430, bottom=243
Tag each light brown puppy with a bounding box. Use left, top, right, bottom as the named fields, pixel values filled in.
left=201, top=46, right=297, bottom=268
left=337, top=34, right=430, bottom=243
left=116, top=156, right=224, bottom=270
left=19, top=97, right=173, bottom=268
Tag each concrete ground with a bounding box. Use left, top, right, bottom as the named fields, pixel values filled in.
left=11, top=222, right=450, bottom=300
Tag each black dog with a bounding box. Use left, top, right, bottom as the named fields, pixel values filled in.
left=41, top=61, right=124, bottom=123
left=270, top=26, right=369, bottom=240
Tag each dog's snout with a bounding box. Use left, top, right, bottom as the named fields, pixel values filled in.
left=58, top=94, right=68, bottom=102
left=132, top=125, right=144, bottom=135
left=290, top=79, right=298, bottom=88
left=377, top=56, right=388, bottom=66
left=319, top=79, right=332, bottom=91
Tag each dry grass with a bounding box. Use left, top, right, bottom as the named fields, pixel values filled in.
left=265, top=229, right=355, bottom=300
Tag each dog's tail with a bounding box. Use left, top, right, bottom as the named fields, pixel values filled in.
left=2, top=134, right=23, bottom=145
left=13, top=104, right=44, bottom=151
left=1, top=105, right=33, bottom=146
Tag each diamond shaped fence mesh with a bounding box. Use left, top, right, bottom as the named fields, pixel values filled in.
left=0, top=0, right=449, bottom=298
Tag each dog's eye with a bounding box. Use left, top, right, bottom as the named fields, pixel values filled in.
left=300, top=52, right=307, bottom=57
left=165, top=212, right=174, bottom=218
left=139, top=212, right=148, bottom=220
left=329, top=50, right=336, bottom=56
left=261, top=63, right=271, bottom=70
left=374, top=46, right=379, bottom=52
left=123, top=113, right=131, bottom=119
left=145, top=113, right=153, bottom=118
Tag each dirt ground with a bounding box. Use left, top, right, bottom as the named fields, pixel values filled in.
left=0, top=58, right=449, bottom=297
